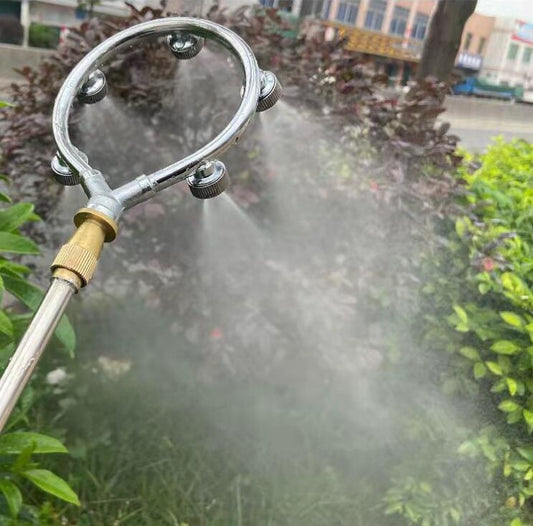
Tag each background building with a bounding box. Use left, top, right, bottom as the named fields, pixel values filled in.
left=1, top=0, right=532, bottom=98
left=456, top=12, right=495, bottom=75
left=323, top=0, right=436, bottom=84
left=480, top=19, right=533, bottom=91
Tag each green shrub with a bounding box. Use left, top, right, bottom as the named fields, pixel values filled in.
left=0, top=138, right=78, bottom=521
left=386, top=139, right=532, bottom=526
left=28, top=24, right=59, bottom=49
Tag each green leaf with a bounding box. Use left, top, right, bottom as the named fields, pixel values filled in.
left=498, top=399, right=520, bottom=413
left=506, top=377, right=518, bottom=396
left=478, top=282, right=490, bottom=294
left=12, top=444, right=35, bottom=473
left=0, top=310, right=13, bottom=337
left=510, top=518, right=523, bottom=526
left=0, top=480, right=22, bottom=517
left=455, top=218, right=466, bottom=238
left=501, top=272, right=526, bottom=295
left=453, top=305, right=468, bottom=324
left=3, top=276, right=75, bottom=356
left=0, top=192, right=12, bottom=204
left=507, top=409, right=523, bottom=424
left=457, top=440, right=476, bottom=455
left=23, top=469, right=79, bottom=505
left=486, top=361, right=503, bottom=375
left=473, top=362, right=487, bottom=379
left=491, top=340, right=519, bottom=355
left=384, top=503, right=403, bottom=515
left=523, top=409, right=533, bottom=430
left=0, top=432, right=67, bottom=455
left=0, top=204, right=35, bottom=232
left=0, top=101, right=13, bottom=108
left=491, top=378, right=506, bottom=393
left=460, top=346, right=480, bottom=361
left=0, top=260, right=31, bottom=277
left=500, top=312, right=524, bottom=327
left=511, top=460, right=530, bottom=471
left=516, top=447, right=533, bottom=463
left=0, top=233, right=39, bottom=255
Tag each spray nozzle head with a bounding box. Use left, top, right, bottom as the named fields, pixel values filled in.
left=77, top=69, right=107, bottom=104
left=168, top=32, right=204, bottom=60
left=187, top=160, right=229, bottom=199
left=257, top=70, right=282, bottom=112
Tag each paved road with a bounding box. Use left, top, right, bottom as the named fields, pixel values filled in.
left=442, top=96, right=533, bottom=151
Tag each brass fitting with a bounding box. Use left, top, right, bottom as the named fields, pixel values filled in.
left=51, top=208, right=118, bottom=290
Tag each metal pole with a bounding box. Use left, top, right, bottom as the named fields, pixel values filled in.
left=0, top=279, right=76, bottom=432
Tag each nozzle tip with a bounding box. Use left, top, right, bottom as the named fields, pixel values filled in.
left=187, top=160, right=229, bottom=199
left=77, top=69, right=107, bottom=105
left=257, top=70, right=282, bottom=112
left=168, top=32, right=204, bottom=60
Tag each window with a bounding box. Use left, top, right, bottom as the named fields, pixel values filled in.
left=278, top=0, right=293, bottom=11
left=259, top=0, right=276, bottom=7
left=336, top=0, right=360, bottom=25
left=464, top=32, right=472, bottom=51
left=477, top=37, right=486, bottom=54
left=411, top=13, right=429, bottom=40
left=507, top=43, right=519, bottom=60
left=523, top=47, right=532, bottom=64
left=364, top=0, right=386, bottom=31
left=389, top=6, right=409, bottom=36
left=322, top=0, right=333, bottom=18
left=299, top=0, right=324, bottom=17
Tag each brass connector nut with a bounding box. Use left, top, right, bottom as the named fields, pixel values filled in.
left=51, top=209, right=118, bottom=289
left=52, top=242, right=98, bottom=286
left=74, top=208, right=118, bottom=242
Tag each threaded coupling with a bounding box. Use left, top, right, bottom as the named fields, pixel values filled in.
left=51, top=209, right=118, bottom=288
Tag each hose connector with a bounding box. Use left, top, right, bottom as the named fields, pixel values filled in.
left=51, top=208, right=118, bottom=289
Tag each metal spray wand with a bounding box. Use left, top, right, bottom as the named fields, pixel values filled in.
left=0, top=18, right=281, bottom=431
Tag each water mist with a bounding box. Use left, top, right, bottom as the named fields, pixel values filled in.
left=11, top=17, right=499, bottom=526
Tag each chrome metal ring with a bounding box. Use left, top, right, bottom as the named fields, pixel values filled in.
left=52, top=18, right=266, bottom=220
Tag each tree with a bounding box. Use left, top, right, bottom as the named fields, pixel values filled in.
left=416, top=0, right=477, bottom=83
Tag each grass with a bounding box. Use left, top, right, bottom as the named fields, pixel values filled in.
left=39, top=299, right=409, bottom=525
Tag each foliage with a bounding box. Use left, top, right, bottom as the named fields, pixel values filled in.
left=0, top=178, right=77, bottom=521
left=0, top=4, right=460, bottom=221
left=385, top=140, right=533, bottom=525
left=28, top=24, right=60, bottom=49
left=209, top=5, right=461, bottom=207
left=0, top=4, right=173, bottom=218
left=0, top=4, right=522, bottom=526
